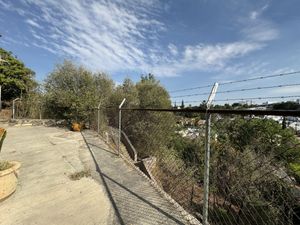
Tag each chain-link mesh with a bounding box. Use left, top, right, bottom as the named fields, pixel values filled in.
left=208, top=114, right=300, bottom=225
left=89, top=107, right=121, bottom=152
left=89, top=107, right=300, bottom=224
left=14, top=99, right=43, bottom=119
left=120, top=110, right=205, bottom=215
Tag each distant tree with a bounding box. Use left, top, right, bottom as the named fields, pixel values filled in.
left=209, top=117, right=300, bottom=224
left=232, top=102, right=241, bottom=108
left=0, top=48, right=36, bottom=102
left=181, top=100, right=185, bottom=109
left=214, top=118, right=300, bottom=164
left=109, top=74, right=174, bottom=157
left=44, top=60, right=113, bottom=122
left=107, top=77, right=139, bottom=126
left=273, top=101, right=300, bottom=110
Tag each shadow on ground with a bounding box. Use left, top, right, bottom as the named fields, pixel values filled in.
left=81, top=130, right=188, bottom=225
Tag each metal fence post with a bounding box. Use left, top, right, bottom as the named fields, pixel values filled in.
left=118, top=98, right=126, bottom=155
left=203, top=83, right=218, bottom=225
left=97, top=102, right=101, bottom=134
left=0, top=85, right=2, bottom=111
left=39, top=101, right=42, bottom=120
left=203, top=112, right=211, bottom=225
left=12, top=98, right=20, bottom=120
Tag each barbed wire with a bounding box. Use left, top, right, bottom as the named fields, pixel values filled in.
left=169, top=70, right=300, bottom=93
left=169, top=84, right=213, bottom=93
left=178, top=95, right=300, bottom=104
left=171, top=83, right=300, bottom=99
left=214, top=95, right=300, bottom=102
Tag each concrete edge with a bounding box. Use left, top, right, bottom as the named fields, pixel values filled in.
left=96, top=132, right=202, bottom=225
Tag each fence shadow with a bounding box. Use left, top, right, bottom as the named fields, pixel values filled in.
left=81, top=130, right=186, bottom=225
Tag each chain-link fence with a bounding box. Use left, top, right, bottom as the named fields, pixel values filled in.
left=89, top=106, right=300, bottom=225
left=12, top=98, right=43, bottom=119
left=208, top=113, right=300, bottom=225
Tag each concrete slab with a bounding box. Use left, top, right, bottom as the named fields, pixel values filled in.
left=0, top=126, right=114, bottom=225
left=82, top=130, right=190, bottom=225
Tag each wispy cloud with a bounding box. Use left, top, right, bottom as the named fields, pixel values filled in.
left=242, top=20, right=279, bottom=42
left=249, top=4, right=269, bottom=20
left=242, top=4, right=279, bottom=42
left=25, top=19, right=42, bottom=28
left=1, top=0, right=277, bottom=77
left=168, top=43, right=178, bottom=56
left=150, top=41, right=263, bottom=77
left=271, top=86, right=300, bottom=95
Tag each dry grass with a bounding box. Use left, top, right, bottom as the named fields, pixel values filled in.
left=69, top=169, right=91, bottom=180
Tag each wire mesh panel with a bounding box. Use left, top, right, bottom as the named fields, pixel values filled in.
left=89, top=106, right=120, bottom=150
left=88, top=105, right=300, bottom=224
left=208, top=114, right=300, bottom=225
left=119, top=109, right=207, bottom=219
left=14, top=99, right=43, bottom=119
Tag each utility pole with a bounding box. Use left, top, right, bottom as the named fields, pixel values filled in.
left=118, top=98, right=126, bottom=155
left=203, top=82, right=218, bottom=225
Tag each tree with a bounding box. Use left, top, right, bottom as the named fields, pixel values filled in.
left=44, top=60, right=113, bottom=122
left=181, top=100, right=185, bottom=109
left=107, top=77, right=139, bottom=127
left=109, top=74, right=174, bottom=158
left=0, top=48, right=36, bottom=101
left=208, top=117, right=300, bottom=224
left=273, top=101, right=300, bottom=110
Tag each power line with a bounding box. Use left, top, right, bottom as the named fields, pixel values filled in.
left=171, top=83, right=300, bottom=99
left=169, top=70, right=300, bottom=93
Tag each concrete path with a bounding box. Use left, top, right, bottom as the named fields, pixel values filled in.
left=0, top=126, right=114, bottom=225
left=82, top=130, right=189, bottom=225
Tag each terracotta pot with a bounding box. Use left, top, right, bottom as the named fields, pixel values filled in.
left=0, top=161, right=21, bottom=201
left=71, top=122, right=82, bottom=132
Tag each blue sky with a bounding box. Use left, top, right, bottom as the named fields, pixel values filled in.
left=1, top=0, right=300, bottom=105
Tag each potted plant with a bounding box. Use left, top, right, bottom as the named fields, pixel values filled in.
left=0, top=128, right=21, bottom=201
left=69, top=103, right=87, bottom=132
left=71, top=121, right=82, bottom=131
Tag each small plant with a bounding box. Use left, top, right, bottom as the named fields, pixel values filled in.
left=0, top=128, right=8, bottom=170
left=0, top=161, right=12, bottom=171
left=69, top=169, right=91, bottom=180
left=0, top=128, right=7, bottom=153
left=71, top=122, right=82, bottom=132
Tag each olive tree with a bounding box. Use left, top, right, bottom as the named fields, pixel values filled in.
left=44, top=60, right=113, bottom=122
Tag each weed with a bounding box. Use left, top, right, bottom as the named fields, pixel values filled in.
left=69, top=169, right=91, bottom=180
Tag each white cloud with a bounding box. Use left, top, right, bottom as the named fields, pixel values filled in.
left=17, top=0, right=166, bottom=73
left=249, top=4, right=269, bottom=20
left=183, top=42, right=261, bottom=66
left=149, top=41, right=262, bottom=77
left=25, top=19, right=42, bottom=28
left=168, top=43, right=178, bottom=56
left=1, top=0, right=270, bottom=77
left=243, top=4, right=279, bottom=42
left=271, top=86, right=300, bottom=95
left=250, top=11, right=259, bottom=20
left=242, top=21, right=279, bottom=42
